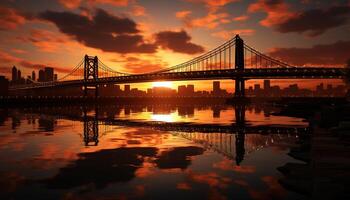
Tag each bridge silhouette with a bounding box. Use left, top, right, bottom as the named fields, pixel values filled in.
left=9, top=35, right=347, bottom=97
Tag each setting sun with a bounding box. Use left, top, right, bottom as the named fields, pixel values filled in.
left=152, top=81, right=173, bottom=88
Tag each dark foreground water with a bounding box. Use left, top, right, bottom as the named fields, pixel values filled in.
left=0, top=103, right=309, bottom=200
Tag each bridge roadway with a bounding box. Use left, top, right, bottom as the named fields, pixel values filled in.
left=10, top=67, right=347, bottom=90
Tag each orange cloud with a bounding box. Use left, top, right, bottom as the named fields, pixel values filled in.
left=233, top=15, right=249, bottom=22
left=0, top=50, right=21, bottom=64
left=58, top=0, right=129, bottom=8
left=17, top=29, right=74, bottom=52
left=177, top=0, right=237, bottom=29
left=176, top=9, right=231, bottom=29
left=58, top=0, right=82, bottom=9
left=0, top=6, right=26, bottom=30
left=186, top=0, right=238, bottom=10
left=176, top=10, right=192, bottom=19
left=91, top=0, right=129, bottom=6
left=111, top=55, right=169, bottom=73
left=11, top=49, right=27, bottom=54
left=212, top=29, right=255, bottom=39
left=132, top=5, right=146, bottom=16
left=248, top=0, right=295, bottom=27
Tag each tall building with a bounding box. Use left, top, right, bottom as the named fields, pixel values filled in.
left=54, top=74, right=57, bottom=81
left=264, top=80, right=270, bottom=91
left=0, top=76, right=9, bottom=96
left=178, top=85, right=187, bottom=96
left=124, top=85, right=130, bottom=96
left=38, top=70, right=45, bottom=82
left=213, top=81, right=220, bottom=95
left=12, top=66, right=17, bottom=82
left=32, top=71, right=36, bottom=81
left=17, top=70, right=21, bottom=80
left=254, top=84, right=261, bottom=96
left=187, top=84, right=194, bottom=96
left=44, top=67, right=54, bottom=81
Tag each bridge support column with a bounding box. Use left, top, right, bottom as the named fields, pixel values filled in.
left=235, top=78, right=245, bottom=97
left=234, top=35, right=245, bottom=98
left=83, top=55, right=99, bottom=99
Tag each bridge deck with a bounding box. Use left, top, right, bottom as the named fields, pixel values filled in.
left=10, top=68, right=347, bottom=90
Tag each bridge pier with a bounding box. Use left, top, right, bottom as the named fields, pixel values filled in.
left=234, top=35, right=245, bottom=98
left=235, top=78, right=245, bottom=98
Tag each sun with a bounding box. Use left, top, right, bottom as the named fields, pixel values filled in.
left=152, top=81, right=173, bottom=88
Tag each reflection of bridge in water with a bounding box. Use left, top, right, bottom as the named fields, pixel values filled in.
left=82, top=121, right=303, bottom=165
left=174, top=132, right=297, bottom=165
left=78, top=105, right=309, bottom=165
left=9, top=103, right=309, bottom=165
left=18, top=104, right=309, bottom=145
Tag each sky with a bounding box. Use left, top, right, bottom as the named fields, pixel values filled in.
left=0, top=0, right=349, bottom=91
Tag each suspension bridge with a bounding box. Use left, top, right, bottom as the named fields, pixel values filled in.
left=9, top=35, right=347, bottom=97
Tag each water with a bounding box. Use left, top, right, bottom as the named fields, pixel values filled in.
left=0, top=103, right=309, bottom=199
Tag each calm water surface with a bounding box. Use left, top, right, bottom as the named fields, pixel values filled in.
left=0, top=103, right=308, bottom=200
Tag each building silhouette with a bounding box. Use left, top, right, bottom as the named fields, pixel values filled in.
left=38, top=70, right=45, bottom=82
left=124, top=85, right=130, bottom=96
left=17, top=70, right=21, bottom=81
left=264, top=80, right=270, bottom=95
left=12, top=66, right=17, bottom=82
left=32, top=71, right=36, bottom=81
left=44, top=67, right=54, bottom=82
left=213, top=81, right=221, bottom=95
left=178, top=84, right=195, bottom=96
left=0, top=76, right=9, bottom=96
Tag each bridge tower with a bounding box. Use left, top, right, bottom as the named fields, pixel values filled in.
left=235, top=35, right=245, bottom=98
left=83, top=55, right=99, bottom=98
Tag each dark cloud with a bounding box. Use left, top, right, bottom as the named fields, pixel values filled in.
left=155, top=146, right=204, bottom=169
left=155, top=30, right=205, bottom=54
left=43, top=147, right=158, bottom=189
left=276, top=5, right=350, bottom=36
left=39, top=9, right=157, bottom=53
left=269, top=40, right=350, bottom=66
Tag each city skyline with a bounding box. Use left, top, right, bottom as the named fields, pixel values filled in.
left=95, top=80, right=347, bottom=97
